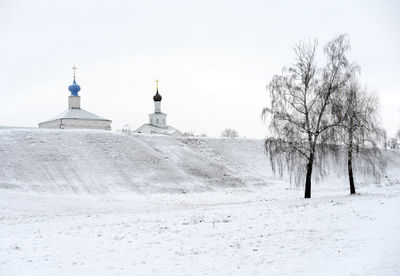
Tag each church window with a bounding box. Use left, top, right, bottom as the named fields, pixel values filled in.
left=156, top=118, right=159, bottom=124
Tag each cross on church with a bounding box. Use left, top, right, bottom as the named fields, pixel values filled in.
left=156, top=79, right=159, bottom=90
left=72, top=65, right=78, bottom=79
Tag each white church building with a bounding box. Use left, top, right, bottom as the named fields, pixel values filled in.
left=39, top=67, right=112, bottom=130
left=135, top=81, right=182, bottom=136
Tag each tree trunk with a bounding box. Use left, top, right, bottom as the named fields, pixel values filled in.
left=347, top=148, right=356, bottom=194
left=347, top=127, right=356, bottom=194
left=347, top=111, right=356, bottom=195
left=304, top=156, right=314, bottom=198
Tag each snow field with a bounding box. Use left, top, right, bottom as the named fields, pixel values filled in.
left=1, top=129, right=400, bottom=275
left=1, top=185, right=400, bottom=276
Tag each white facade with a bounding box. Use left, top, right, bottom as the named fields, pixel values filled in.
left=154, top=101, right=161, bottom=113
left=149, top=112, right=167, bottom=128
left=39, top=90, right=111, bottom=130
left=149, top=99, right=167, bottom=128
left=68, top=96, right=81, bottom=109
left=39, top=118, right=111, bottom=130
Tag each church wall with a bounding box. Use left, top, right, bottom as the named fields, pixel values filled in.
left=149, top=113, right=167, bottom=128
left=61, top=119, right=111, bottom=130
left=68, top=96, right=81, bottom=109
left=154, top=101, right=161, bottom=113
left=39, top=119, right=111, bottom=130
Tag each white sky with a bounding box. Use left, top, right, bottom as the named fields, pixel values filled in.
left=0, top=0, right=399, bottom=138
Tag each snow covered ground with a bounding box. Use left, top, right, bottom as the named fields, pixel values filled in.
left=1, top=129, right=400, bottom=275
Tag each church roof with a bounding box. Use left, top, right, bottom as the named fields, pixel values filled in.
left=68, top=79, right=81, bottom=96
left=135, top=124, right=182, bottom=136
left=44, top=108, right=111, bottom=122
left=153, top=89, right=162, bottom=102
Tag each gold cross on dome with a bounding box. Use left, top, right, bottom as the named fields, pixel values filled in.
left=155, top=79, right=159, bottom=90
left=72, top=65, right=78, bottom=79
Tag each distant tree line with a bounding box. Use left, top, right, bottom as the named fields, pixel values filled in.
left=183, top=131, right=208, bottom=137
left=262, top=34, right=386, bottom=198
left=183, top=128, right=240, bottom=138
left=220, top=128, right=239, bottom=138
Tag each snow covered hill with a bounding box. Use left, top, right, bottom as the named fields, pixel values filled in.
left=1, top=129, right=399, bottom=195
left=0, top=129, right=274, bottom=194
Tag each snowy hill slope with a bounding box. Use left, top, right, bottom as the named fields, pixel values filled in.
left=0, top=129, right=272, bottom=194
left=1, top=129, right=399, bottom=195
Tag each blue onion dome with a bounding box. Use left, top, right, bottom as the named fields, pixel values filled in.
left=153, top=88, right=162, bottom=101
left=68, top=79, right=81, bottom=96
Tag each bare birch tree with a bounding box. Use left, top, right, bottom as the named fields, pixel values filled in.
left=262, top=34, right=356, bottom=198
left=333, top=80, right=386, bottom=194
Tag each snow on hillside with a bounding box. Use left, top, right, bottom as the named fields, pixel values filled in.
left=0, top=129, right=255, bottom=194
left=2, top=129, right=397, bottom=195
left=1, top=128, right=400, bottom=275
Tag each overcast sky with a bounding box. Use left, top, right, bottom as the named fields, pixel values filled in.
left=1, top=0, right=399, bottom=138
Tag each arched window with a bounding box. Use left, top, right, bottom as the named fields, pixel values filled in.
left=156, top=118, right=159, bottom=124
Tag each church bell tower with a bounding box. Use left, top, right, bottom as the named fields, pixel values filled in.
left=149, top=79, right=167, bottom=128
